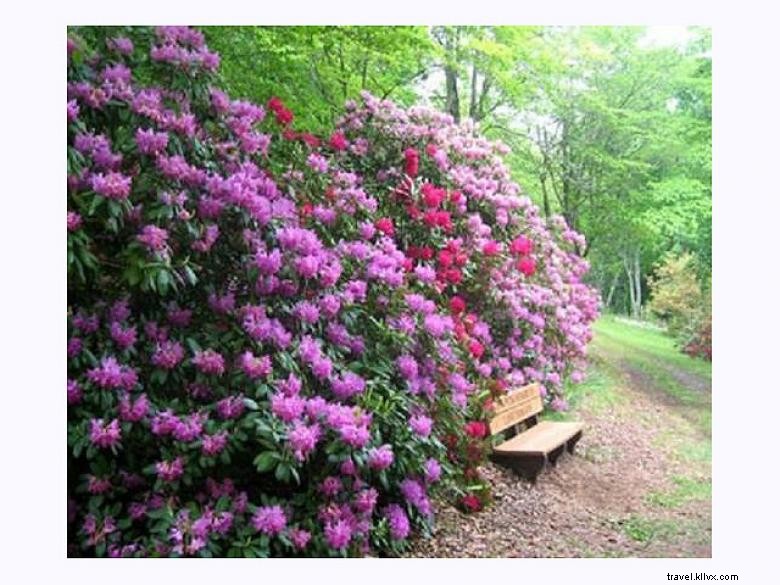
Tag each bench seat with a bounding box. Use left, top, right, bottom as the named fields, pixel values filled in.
left=493, top=421, right=583, bottom=456
left=487, top=384, right=584, bottom=481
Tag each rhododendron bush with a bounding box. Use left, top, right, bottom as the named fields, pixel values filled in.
left=67, top=26, right=599, bottom=558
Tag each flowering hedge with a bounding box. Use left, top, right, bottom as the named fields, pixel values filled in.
left=67, top=26, right=599, bottom=557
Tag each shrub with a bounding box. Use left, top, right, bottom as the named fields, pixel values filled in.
left=647, top=252, right=710, bottom=359
left=683, top=279, right=711, bottom=361
left=67, top=26, right=599, bottom=557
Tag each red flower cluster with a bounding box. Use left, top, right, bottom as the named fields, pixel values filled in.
left=420, top=183, right=446, bottom=208
left=404, top=147, right=419, bottom=177
left=461, top=494, right=482, bottom=512
left=509, top=235, right=536, bottom=276
left=329, top=132, right=348, bottom=151
left=422, top=209, right=453, bottom=231
left=406, top=245, right=434, bottom=261
left=468, top=340, right=484, bottom=359
left=375, top=217, right=394, bottom=236
left=482, top=240, right=501, bottom=256
left=509, top=235, right=533, bottom=256
left=449, top=295, right=466, bottom=315
left=267, top=96, right=293, bottom=126
left=517, top=256, right=536, bottom=277
left=464, top=421, right=488, bottom=439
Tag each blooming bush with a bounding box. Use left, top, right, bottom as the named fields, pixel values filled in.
left=67, top=26, right=599, bottom=557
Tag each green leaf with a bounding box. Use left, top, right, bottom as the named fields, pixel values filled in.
left=243, top=398, right=259, bottom=410
left=253, top=451, right=277, bottom=473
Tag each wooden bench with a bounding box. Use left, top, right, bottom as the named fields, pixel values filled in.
left=488, top=383, right=583, bottom=481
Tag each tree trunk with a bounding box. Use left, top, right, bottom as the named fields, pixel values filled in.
left=605, top=272, right=620, bottom=309
left=443, top=28, right=461, bottom=123
left=634, top=249, right=642, bottom=319
left=622, top=248, right=642, bottom=319
left=624, top=259, right=636, bottom=318
left=445, top=65, right=460, bottom=122
left=469, top=64, right=478, bottom=120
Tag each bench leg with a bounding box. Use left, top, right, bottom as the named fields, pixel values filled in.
left=510, top=454, right=546, bottom=482
left=566, top=431, right=583, bottom=454
left=490, top=452, right=546, bottom=482
left=548, top=444, right=565, bottom=467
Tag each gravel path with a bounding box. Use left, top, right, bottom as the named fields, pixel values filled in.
left=407, top=351, right=712, bottom=558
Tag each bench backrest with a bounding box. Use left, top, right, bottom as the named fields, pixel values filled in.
left=488, top=383, right=543, bottom=436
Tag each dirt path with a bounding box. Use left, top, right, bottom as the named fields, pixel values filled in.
left=407, top=331, right=712, bottom=558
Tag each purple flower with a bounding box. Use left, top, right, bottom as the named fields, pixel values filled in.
left=414, top=264, right=436, bottom=284
left=318, top=294, right=341, bottom=318
left=67, top=211, right=82, bottom=233
left=107, top=36, right=134, bottom=55
left=424, top=458, right=442, bottom=483
left=67, top=379, right=82, bottom=405
left=155, top=457, right=184, bottom=482
left=208, top=292, right=235, bottom=314
left=87, top=357, right=138, bottom=390
left=306, top=152, right=329, bottom=173
left=353, top=488, right=378, bottom=514
left=216, top=395, right=245, bottom=420
left=289, top=528, right=311, bottom=550
left=109, top=298, right=131, bottom=322
left=239, top=351, right=272, bottom=379
left=172, top=412, right=206, bottom=441
left=67, top=99, right=80, bottom=122
left=67, top=337, right=83, bottom=358
left=118, top=393, right=149, bottom=422
left=89, top=418, right=121, bottom=448
left=137, top=225, right=169, bottom=252
left=358, top=221, right=375, bottom=240
left=320, top=476, right=343, bottom=497
left=288, top=422, right=320, bottom=461
left=340, top=459, right=356, bottom=476
left=400, top=478, right=432, bottom=516
left=192, top=349, right=225, bottom=376
left=367, top=444, right=394, bottom=471
left=311, top=356, right=333, bottom=381
left=396, top=354, right=419, bottom=380
left=384, top=504, right=410, bottom=540
left=167, top=304, right=192, bottom=327
left=409, top=414, right=433, bottom=438
left=329, top=371, right=366, bottom=400
left=423, top=314, right=453, bottom=337
left=339, top=424, right=370, bottom=448
left=276, top=372, right=302, bottom=396
left=151, top=340, right=184, bottom=369
left=271, top=392, right=306, bottom=423
left=135, top=128, right=169, bottom=155
left=110, top=321, right=137, bottom=350
left=255, top=248, right=282, bottom=275
left=294, top=300, right=320, bottom=324
left=294, top=255, right=320, bottom=279
left=91, top=172, right=132, bottom=200
left=252, top=505, right=287, bottom=536
left=202, top=431, right=229, bottom=456
left=324, top=519, right=352, bottom=550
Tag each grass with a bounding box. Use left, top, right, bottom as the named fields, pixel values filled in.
left=646, top=475, right=712, bottom=509
left=619, top=515, right=679, bottom=543
left=588, top=315, right=712, bottom=435
left=592, top=315, right=712, bottom=383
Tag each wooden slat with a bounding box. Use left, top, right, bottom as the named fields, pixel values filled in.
left=488, top=384, right=543, bottom=435
left=493, top=421, right=583, bottom=455
left=492, top=384, right=540, bottom=415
